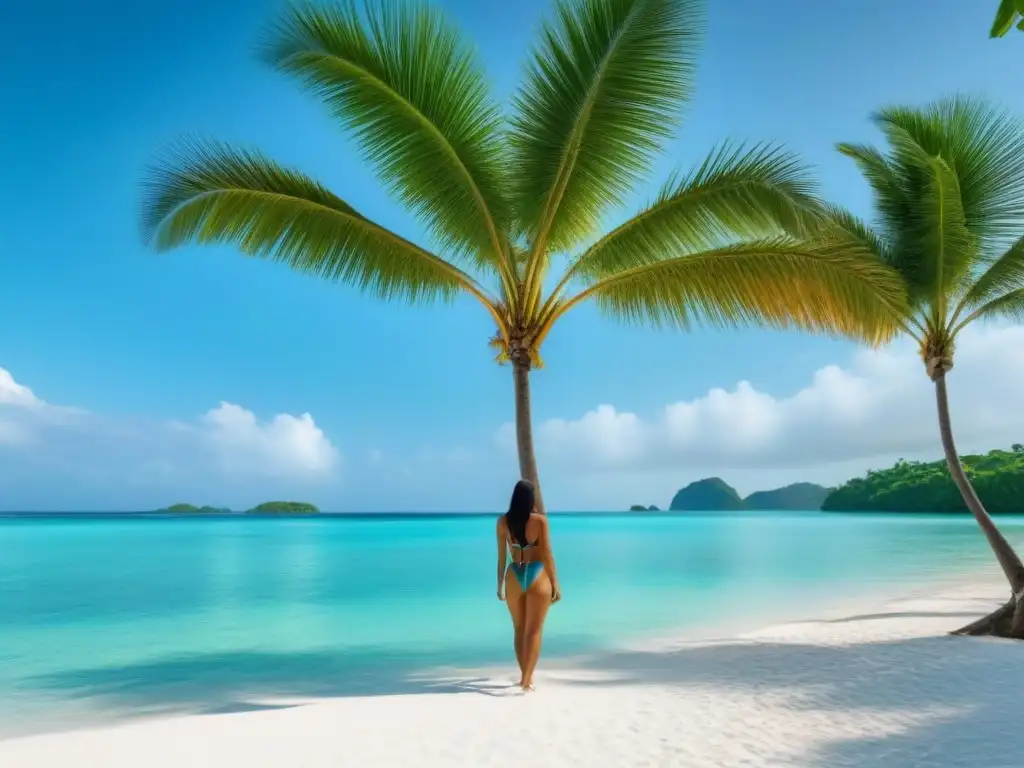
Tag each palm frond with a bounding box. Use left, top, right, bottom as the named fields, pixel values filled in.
left=991, top=0, right=1018, bottom=37
left=809, top=204, right=933, bottom=338
left=872, top=96, right=1024, bottom=250
left=140, top=140, right=501, bottom=314
left=552, top=238, right=908, bottom=346
left=509, top=0, right=703, bottom=255
left=814, top=204, right=894, bottom=263
left=557, top=143, right=824, bottom=287
left=835, top=143, right=909, bottom=248
left=955, top=287, right=1024, bottom=333
left=911, top=152, right=976, bottom=317
left=955, top=233, right=1024, bottom=318
left=262, top=1, right=512, bottom=275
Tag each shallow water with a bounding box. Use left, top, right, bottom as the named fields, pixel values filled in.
left=1, top=511, right=1021, bottom=736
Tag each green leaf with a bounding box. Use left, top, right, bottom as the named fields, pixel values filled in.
left=509, top=0, right=704, bottom=253
left=563, top=142, right=824, bottom=284
left=567, top=238, right=908, bottom=345
left=835, top=144, right=906, bottom=233
left=956, top=234, right=1024, bottom=314
left=991, top=0, right=1017, bottom=36
left=872, top=97, right=1024, bottom=249
left=835, top=142, right=920, bottom=281
left=813, top=204, right=895, bottom=264
left=140, top=140, right=495, bottom=306
left=913, top=152, right=975, bottom=312
left=839, top=96, right=1024, bottom=333
left=962, top=287, right=1024, bottom=326
left=262, top=1, right=511, bottom=272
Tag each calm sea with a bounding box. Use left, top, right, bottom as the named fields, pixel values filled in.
left=1, top=511, right=1021, bottom=737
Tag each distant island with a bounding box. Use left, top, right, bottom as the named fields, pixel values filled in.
left=163, top=504, right=231, bottom=514
left=670, top=478, right=746, bottom=511
left=158, top=501, right=320, bottom=514
left=664, top=478, right=828, bottom=511
left=629, top=480, right=825, bottom=512
left=249, top=501, right=320, bottom=514
left=658, top=445, right=1024, bottom=514
left=745, top=483, right=830, bottom=510
left=821, top=446, right=1024, bottom=513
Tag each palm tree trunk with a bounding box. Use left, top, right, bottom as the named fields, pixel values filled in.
left=934, top=370, right=1024, bottom=638
left=512, top=360, right=545, bottom=514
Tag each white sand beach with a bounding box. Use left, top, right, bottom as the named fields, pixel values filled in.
left=2, top=573, right=1020, bottom=768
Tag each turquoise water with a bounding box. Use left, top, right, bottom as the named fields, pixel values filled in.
left=1, top=511, right=1022, bottom=737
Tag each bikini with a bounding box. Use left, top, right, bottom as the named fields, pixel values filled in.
left=508, top=539, right=544, bottom=590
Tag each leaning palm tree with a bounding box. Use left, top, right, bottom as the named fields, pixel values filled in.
left=142, top=0, right=903, bottom=512
left=832, top=95, right=1024, bottom=637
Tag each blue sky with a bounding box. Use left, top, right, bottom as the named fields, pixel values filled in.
left=1, top=0, right=1023, bottom=511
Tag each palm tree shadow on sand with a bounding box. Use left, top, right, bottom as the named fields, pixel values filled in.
left=21, top=602, right=1024, bottom=766
left=562, top=612, right=1023, bottom=767
left=22, top=645, right=524, bottom=734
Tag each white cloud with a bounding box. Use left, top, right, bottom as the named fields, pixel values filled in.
left=200, top=402, right=338, bottom=478
left=0, top=367, right=41, bottom=408
left=501, top=324, right=1024, bottom=474
left=0, top=367, right=86, bottom=445
left=0, top=367, right=340, bottom=506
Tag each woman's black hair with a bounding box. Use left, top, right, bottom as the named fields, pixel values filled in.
left=505, top=479, right=535, bottom=545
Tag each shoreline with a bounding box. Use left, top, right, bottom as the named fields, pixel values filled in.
left=7, top=510, right=1024, bottom=519
left=601, top=558, right=1005, bottom=654
left=1, top=568, right=1018, bottom=767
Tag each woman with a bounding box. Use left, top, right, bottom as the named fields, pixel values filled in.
left=496, top=479, right=561, bottom=691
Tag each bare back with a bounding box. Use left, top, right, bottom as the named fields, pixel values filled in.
left=507, top=513, right=545, bottom=563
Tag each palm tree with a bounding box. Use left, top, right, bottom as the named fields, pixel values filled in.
left=141, top=0, right=903, bottom=512
left=990, top=0, right=1023, bottom=37
left=832, top=95, right=1024, bottom=637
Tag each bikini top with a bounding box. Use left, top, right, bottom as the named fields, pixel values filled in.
left=509, top=539, right=535, bottom=567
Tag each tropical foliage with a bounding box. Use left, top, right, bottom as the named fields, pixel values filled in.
left=141, top=0, right=906, bottom=510
left=990, top=0, right=1024, bottom=36
left=823, top=446, right=1024, bottom=513
left=831, top=95, right=1024, bottom=360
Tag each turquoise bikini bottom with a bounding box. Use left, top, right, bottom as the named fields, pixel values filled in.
left=508, top=561, right=544, bottom=591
